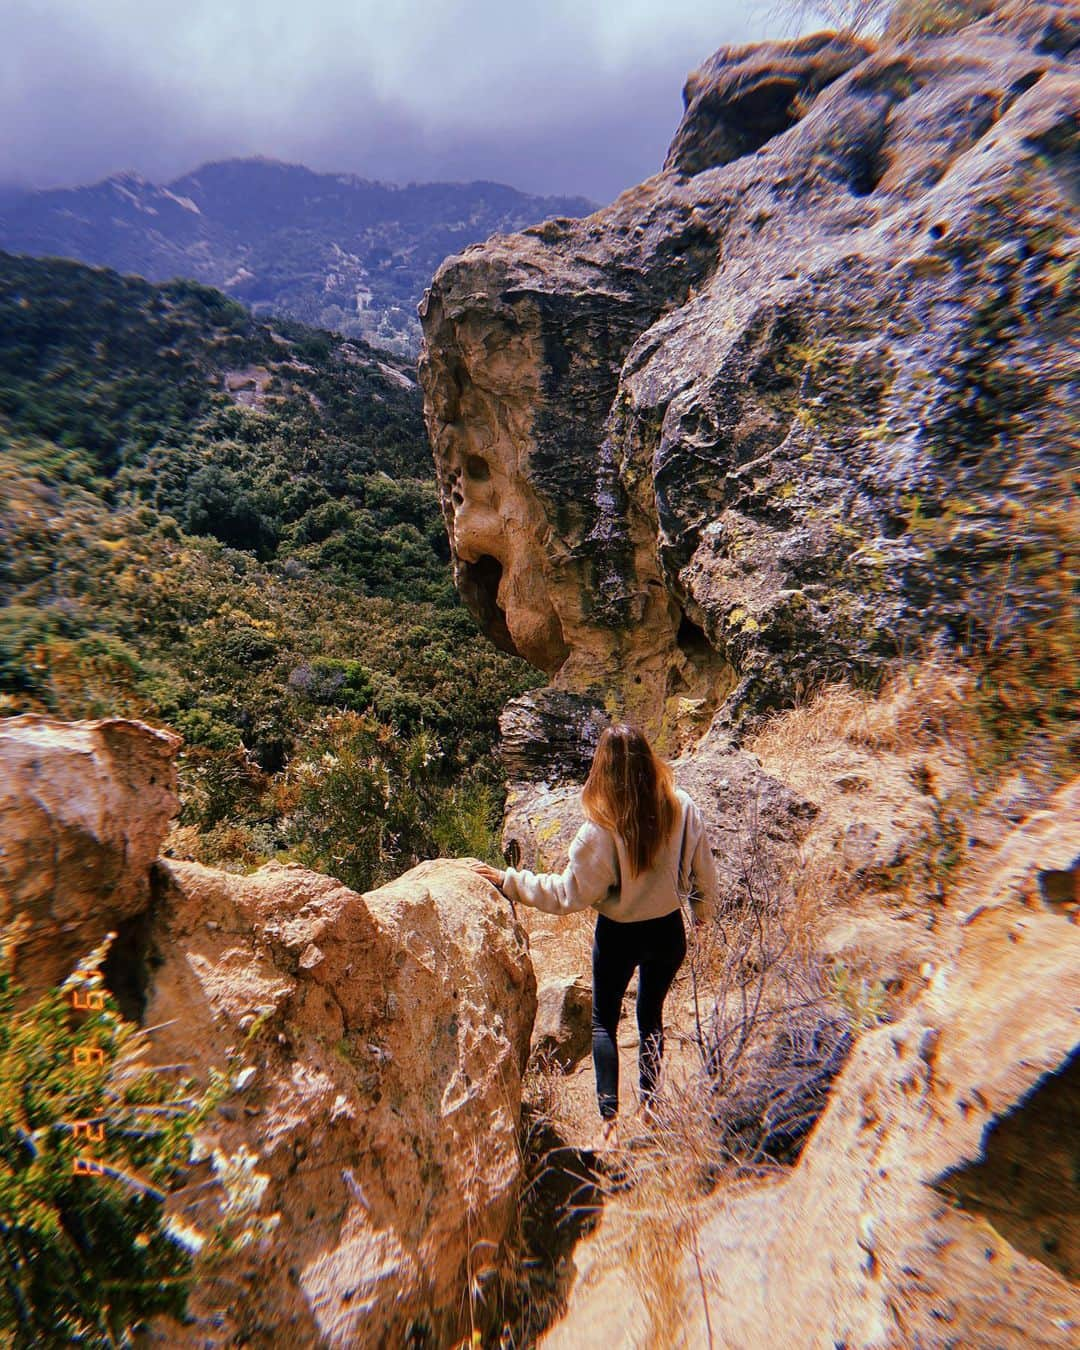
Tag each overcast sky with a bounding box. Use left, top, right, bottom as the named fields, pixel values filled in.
left=1, top=1, right=804, bottom=202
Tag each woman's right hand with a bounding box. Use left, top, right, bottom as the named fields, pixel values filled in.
left=472, top=863, right=506, bottom=890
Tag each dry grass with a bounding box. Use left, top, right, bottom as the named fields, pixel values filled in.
left=750, top=659, right=973, bottom=766
left=517, top=907, right=594, bottom=985
left=747, top=657, right=986, bottom=948
left=596, top=1143, right=716, bottom=1349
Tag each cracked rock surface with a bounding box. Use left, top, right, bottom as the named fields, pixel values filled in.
left=144, top=857, right=536, bottom=1347
left=420, top=2, right=1078, bottom=755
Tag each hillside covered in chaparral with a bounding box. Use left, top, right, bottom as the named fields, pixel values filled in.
left=1, top=2, right=1078, bottom=1348
left=0, top=249, right=543, bottom=894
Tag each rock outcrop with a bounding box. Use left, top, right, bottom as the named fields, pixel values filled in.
left=532, top=975, right=593, bottom=1071
left=0, top=714, right=180, bottom=992
left=0, top=716, right=538, bottom=1346
left=542, top=776, right=1080, bottom=1348
left=146, top=857, right=536, bottom=1347
left=420, top=2, right=1079, bottom=757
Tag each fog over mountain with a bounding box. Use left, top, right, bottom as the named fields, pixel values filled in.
left=2, top=0, right=768, bottom=203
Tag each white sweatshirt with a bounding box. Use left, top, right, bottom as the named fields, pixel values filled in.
left=501, top=788, right=718, bottom=924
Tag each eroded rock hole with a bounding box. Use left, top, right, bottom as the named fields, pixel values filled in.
left=677, top=77, right=804, bottom=175
left=1038, top=859, right=1078, bottom=913
left=1035, top=13, right=1080, bottom=56
left=935, top=1049, right=1080, bottom=1284
left=463, top=454, right=491, bottom=482
left=677, top=612, right=711, bottom=659
left=1007, top=70, right=1043, bottom=101
left=849, top=140, right=887, bottom=197
left=102, top=907, right=158, bottom=1023
left=458, top=554, right=520, bottom=658
left=730, top=77, right=803, bottom=144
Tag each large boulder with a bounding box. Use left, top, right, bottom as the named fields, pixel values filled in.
left=420, top=3, right=1079, bottom=758
left=0, top=714, right=180, bottom=991
left=144, top=856, right=536, bottom=1348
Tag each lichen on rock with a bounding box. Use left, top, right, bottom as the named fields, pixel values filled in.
left=420, top=3, right=1079, bottom=765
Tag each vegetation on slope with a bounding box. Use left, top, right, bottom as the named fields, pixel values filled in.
left=0, top=251, right=445, bottom=587
left=0, top=253, right=542, bottom=888
left=0, top=923, right=282, bottom=1347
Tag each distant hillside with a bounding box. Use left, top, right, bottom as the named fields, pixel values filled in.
left=0, top=159, right=595, bottom=355
left=0, top=250, right=443, bottom=587
left=0, top=251, right=541, bottom=887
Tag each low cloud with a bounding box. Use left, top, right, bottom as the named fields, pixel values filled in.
left=2, top=1, right=776, bottom=201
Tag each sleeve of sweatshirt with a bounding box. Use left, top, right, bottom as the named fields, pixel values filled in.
left=686, top=800, right=719, bottom=924
left=501, top=822, right=618, bottom=915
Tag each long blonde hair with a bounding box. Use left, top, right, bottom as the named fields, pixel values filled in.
left=581, top=725, right=679, bottom=879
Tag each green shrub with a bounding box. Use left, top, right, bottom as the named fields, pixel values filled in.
left=828, top=962, right=889, bottom=1030
left=430, top=780, right=504, bottom=863
left=0, top=924, right=227, bottom=1345
left=278, top=712, right=434, bottom=890
left=276, top=715, right=509, bottom=890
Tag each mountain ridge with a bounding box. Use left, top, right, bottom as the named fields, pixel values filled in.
left=0, top=157, right=596, bottom=355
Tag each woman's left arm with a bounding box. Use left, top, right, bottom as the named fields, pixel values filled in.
left=477, top=824, right=618, bottom=915
left=687, top=801, right=719, bottom=924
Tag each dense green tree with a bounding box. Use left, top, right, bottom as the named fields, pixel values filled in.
left=0, top=253, right=543, bottom=882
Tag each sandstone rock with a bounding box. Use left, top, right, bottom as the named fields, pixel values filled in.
left=818, top=911, right=940, bottom=992
left=503, top=780, right=585, bottom=880
left=542, top=777, right=1080, bottom=1348
left=664, top=32, right=870, bottom=175
left=0, top=714, right=180, bottom=992
left=532, top=976, right=593, bottom=1071
left=143, top=857, right=536, bottom=1347
left=672, top=718, right=818, bottom=902
left=420, top=5, right=1079, bottom=758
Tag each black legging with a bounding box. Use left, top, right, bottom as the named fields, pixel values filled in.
left=591, top=908, right=687, bottom=1120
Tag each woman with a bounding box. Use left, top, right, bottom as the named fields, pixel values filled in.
left=475, top=724, right=717, bottom=1148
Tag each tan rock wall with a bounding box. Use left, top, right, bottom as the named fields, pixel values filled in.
left=0, top=714, right=180, bottom=991
left=145, top=857, right=536, bottom=1347
left=421, top=8, right=1078, bottom=756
